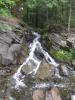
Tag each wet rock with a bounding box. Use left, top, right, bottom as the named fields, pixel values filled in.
left=36, top=59, right=53, bottom=80
left=59, top=64, right=69, bottom=77
left=21, top=59, right=37, bottom=74
left=34, top=50, right=44, bottom=60
left=33, top=89, right=45, bottom=100
left=45, top=88, right=62, bottom=100
left=23, top=32, right=35, bottom=44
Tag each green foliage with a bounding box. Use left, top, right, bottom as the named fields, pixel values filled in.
left=22, top=0, right=69, bottom=28
left=0, top=0, right=16, bottom=16
left=25, top=0, right=68, bottom=9
left=70, top=49, right=75, bottom=59
left=54, top=50, right=74, bottom=62
left=0, top=23, right=11, bottom=30
left=0, top=8, right=12, bottom=16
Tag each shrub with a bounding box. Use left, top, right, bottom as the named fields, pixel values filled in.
left=54, top=50, right=73, bottom=62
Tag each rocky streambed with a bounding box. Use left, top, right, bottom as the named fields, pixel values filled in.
left=0, top=16, right=75, bottom=100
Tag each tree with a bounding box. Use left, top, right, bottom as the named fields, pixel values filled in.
left=68, top=0, right=72, bottom=34
left=23, top=0, right=68, bottom=28
left=0, top=0, right=16, bottom=16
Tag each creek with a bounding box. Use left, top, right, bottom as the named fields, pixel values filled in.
left=1, top=31, right=75, bottom=100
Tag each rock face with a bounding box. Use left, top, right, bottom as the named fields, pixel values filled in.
left=50, top=88, right=62, bottom=100
left=34, top=50, right=44, bottom=60
left=50, top=33, right=67, bottom=51
left=46, top=88, right=62, bottom=100
left=0, top=16, right=28, bottom=66
left=0, top=30, right=22, bottom=65
left=33, top=89, right=45, bottom=100
left=49, top=32, right=75, bottom=51
left=36, top=59, right=53, bottom=80
left=59, top=64, right=69, bottom=77
left=67, top=34, right=75, bottom=48
left=33, top=88, right=62, bottom=100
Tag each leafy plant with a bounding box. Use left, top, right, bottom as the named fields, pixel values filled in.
left=0, top=0, right=16, bottom=16
left=54, top=50, right=73, bottom=62
left=0, top=8, right=12, bottom=16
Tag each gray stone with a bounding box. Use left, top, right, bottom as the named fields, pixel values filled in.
left=36, top=59, right=53, bottom=80
left=67, top=34, right=75, bottom=48
left=59, top=64, right=69, bottom=77
left=8, top=44, right=21, bottom=53
left=2, top=52, right=14, bottom=65
left=33, top=89, right=45, bottom=100
left=45, top=88, right=62, bottom=100
left=2, top=44, right=21, bottom=65
left=0, top=33, right=13, bottom=44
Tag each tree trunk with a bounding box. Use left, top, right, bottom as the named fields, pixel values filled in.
left=27, top=7, right=29, bottom=22
left=35, top=9, right=38, bottom=27
left=68, top=1, right=72, bottom=34
left=46, top=9, right=49, bottom=24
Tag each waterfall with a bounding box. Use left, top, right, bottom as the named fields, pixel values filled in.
left=13, top=32, right=59, bottom=89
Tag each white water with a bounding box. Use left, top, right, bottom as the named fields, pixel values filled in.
left=33, top=82, right=66, bottom=89
left=71, top=95, right=75, bottom=100
left=13, top=32, right=59, bottom=89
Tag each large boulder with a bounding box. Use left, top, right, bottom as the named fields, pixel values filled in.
left=0, top=15, right=27, bottom=66
left=36, top=59, right=53, bottom=80
left=45, top=88, right=62, bottom=100
left=67, top=34, right=75, bottom=48
left=33, top=89, right=45, bottom=100
left=50, top=33, right=67, bottom=51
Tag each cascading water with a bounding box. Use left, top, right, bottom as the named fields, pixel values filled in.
left=13, top=32, right=59, bottom=90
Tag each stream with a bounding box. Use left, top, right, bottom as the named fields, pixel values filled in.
left=0, top=32, right=75, bottom=100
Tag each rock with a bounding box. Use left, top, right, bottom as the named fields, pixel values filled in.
left=8, top=44, right=21, bottom=53
left=67, top=34, right=75, bottom=48
left=0, top=33, right=13, bottom=44
left=59, top=64, right=69, bottom=77
left=33, top=89, right=45, bottom=100
left=45, top=90, right=53, bottom=100
left=0, top=43, right=8, bottom=55
left=36, top=59, right=53, bottom=80
left=72, top=60, right=75, bottom=67
left=45, top=88, right=62, bottom=100
left=0, top=15, right=28, bottom=66
left=1, top=44, right=21, bottom=65
left=50, top=33, right=67, bottom=49
left=23, top=32, right=35, bottom=44
left=0, top=29, right=22, bottom=65
left=2, top=52, right=14, bottom=65
left=34, top=50, right=44, bottom=60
